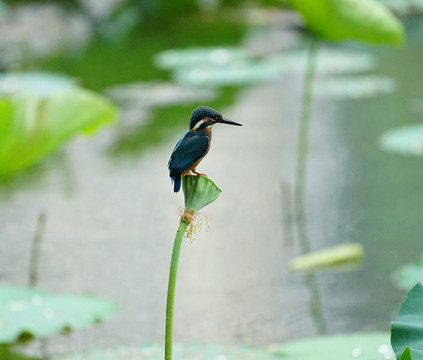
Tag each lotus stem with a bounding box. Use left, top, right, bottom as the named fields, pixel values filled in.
left=294, top=35, right=319, bottom=226
left=293, top=36, right=326, bottom=335
left=165, top=218, right=189, bottom=360
left=29, top=212, right=46, bottom=288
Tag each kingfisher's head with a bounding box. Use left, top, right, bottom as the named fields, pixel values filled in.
left=189, top=106, right=242, bottom=130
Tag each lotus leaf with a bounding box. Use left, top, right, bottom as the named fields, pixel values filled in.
left=174, top=62, right=283, bottom=86
left=54, top=343, right=280, bottom=360
left=0, top=89, right=117, bottom=177
left=290, top=0, right=404, bottom=45
left=267, top=48, right=377, bottom=75
left=315, top=76, right=396, bottom=99
left=274, top=332, right=394, bottom=360
left=391, top=283, right=423, bottom=360
left=0, top=285, right=117, bottom=344
left=174, top=49, right=378, bottom=87
left=155, top=47, right=250, bottom=69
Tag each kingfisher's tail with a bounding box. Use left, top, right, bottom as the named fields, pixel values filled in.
left=171, top=175, right=182, bottom=193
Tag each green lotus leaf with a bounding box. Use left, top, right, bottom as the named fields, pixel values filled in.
left=182, top=175, right=221, bottom=213
left=154, top=47, right=250, bottom=70
left=290, top=0, right=404, bottom=45
left=53, top=343, right=280, bottom=360
left=274, top=332, right=394, bottom=360
left=391, top=283, right=423, bottom=360
left=174, top=62, right=283, bottom=86
left=315, top=76, right=396, bottom=99
left=168, top=48, right=377, bottom=87
left=379, top=124, right=423, bottom=156
left=267, top=49, right=377, bottom=75
left=0, top=285, right=117, bottom=344
left=0, top=88, right=117, bottom=177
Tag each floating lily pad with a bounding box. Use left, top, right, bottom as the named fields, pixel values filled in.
left=0, top=285, right=117, bottom=344
left=267, top=48, right=378, bottom=75
left=391, top=283, right=423, bottom=360
left=154, top=47, right=250, bottom=69
left=393, top=256, right=423, bottom=291
left=379, top=124, right=423, bottom=156
left=314, top=76, right=396, bottom=99
left=0, top=73, right=77, bottom=97
left=54, top=343, right=280, bottom=360
left=172, top=48, right=377, bottom=87
left=289, top=243, right=363, bottom=271
left=273, top=332, right=394, bottom=360
left=0, top=88, right=117, bottom=177
left=106, top=82, right=216, bottom=108
left=174, top=62, right=283, bottom=86
left=291, top=0, right=404, bottom=45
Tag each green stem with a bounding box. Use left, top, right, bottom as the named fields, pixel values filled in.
left=294, top=36, right=326, bottom=335
left=165, top=218, right=189, bottom=360
left=29, top=212, right=46, bottom=288
left=294, top=36, right=319, bottom=228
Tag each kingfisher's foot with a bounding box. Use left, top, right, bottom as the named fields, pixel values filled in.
left=192, top=170, right=208, bottom=177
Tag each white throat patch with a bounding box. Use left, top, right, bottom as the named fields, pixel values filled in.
left=192, top=120, right=204, bottom=131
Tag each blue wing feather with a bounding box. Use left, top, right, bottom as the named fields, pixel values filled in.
left=168, top=130, right=209, bottom=177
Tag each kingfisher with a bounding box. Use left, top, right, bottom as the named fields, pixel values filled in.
left=168, top=106, right=242, bottom=192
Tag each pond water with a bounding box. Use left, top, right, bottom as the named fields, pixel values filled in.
left=304, top=19, right=423, bottom=333
left=0, top=9, right=423, bottom=358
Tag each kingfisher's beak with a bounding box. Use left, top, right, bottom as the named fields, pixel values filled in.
left=217, top=117, right=243, bottom=126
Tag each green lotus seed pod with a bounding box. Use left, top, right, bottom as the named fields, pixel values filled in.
left=182, top=175, right=222, bottom=213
